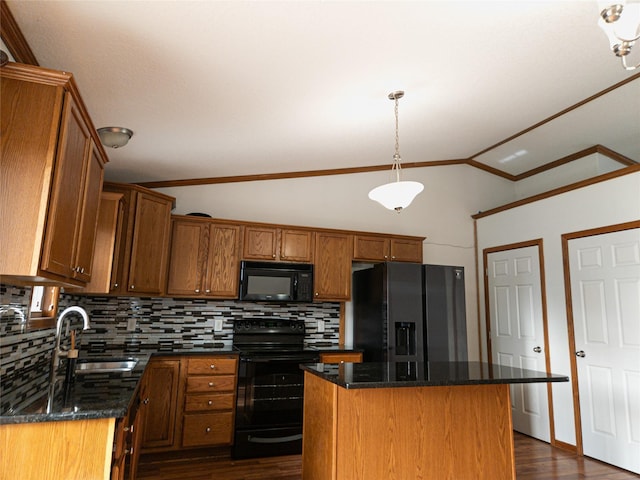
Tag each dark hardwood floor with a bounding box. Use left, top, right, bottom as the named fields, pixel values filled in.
left=136, top=432, right=639, bottom=480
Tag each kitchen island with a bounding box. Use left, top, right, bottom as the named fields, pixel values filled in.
left=301, top=361, right=568, bottom=480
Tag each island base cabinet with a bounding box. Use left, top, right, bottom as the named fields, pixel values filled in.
left=302, top=373, right=516, bottom=480
left=0, top=418, right=115, bottom=480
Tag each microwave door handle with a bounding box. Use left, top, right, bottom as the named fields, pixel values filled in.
left=293, top=275, right=298, bottom=299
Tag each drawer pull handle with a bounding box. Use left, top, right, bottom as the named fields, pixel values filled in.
left=205, top=427, right=211, bottom=433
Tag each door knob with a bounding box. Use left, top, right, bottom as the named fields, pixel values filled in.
left=576, top=350, right=586, bottom=358
left=533, top=346, right=542, bottom=353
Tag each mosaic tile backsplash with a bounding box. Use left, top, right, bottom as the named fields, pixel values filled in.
left=1, top=283, right=340, bottom=381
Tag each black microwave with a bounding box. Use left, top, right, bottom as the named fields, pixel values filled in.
left=239, top=261, right=314, bottom=302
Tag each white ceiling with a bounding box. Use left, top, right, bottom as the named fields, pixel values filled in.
left=5, top=1, right=640, bottom=184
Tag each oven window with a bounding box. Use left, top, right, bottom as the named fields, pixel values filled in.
left=236, top=360, right=306, bottom=428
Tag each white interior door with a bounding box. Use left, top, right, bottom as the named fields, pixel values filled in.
left=487, top=245, right=551, bottom=442
left=568, top=228, right=640, bottom=473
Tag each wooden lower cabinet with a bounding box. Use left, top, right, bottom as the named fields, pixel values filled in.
left=319, top=352, right=363, bottom=363
left=180, top=355, right=238, bottom=448
left=140, top=354, right=238, bottom=453
left=140, top=358, right=181, bottom=450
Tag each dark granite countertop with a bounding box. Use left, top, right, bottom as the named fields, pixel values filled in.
left=0, top=346, right=238, bottom=425
left=301, top=361, right=569, bottom=389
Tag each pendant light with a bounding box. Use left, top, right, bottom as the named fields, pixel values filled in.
left=368, top=91, right=424, bottom=213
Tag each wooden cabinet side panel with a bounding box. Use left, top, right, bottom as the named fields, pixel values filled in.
left=335, top=384, right=515, bottom=480
left=141, top=359, right=181, bottom=449
left=0, top=78, right=62, bottom=276
left=302, top=372, right=338, bottom=480
left=0, top=418, right=115, bottom=480
left=127, top=192, right=173, bottom=294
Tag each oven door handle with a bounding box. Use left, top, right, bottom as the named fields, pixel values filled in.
left=247, top=433, right=303, bottom=444
left=242, top=356, right=320, bottom=363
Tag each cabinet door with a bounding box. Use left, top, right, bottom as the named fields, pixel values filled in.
left=40, top=92, right=91, bottom=280
left=243, top=226, right=277, bottom=260
left=390, top=238, right=423, bottom=263
left=204, top=223, right=242, bottom=298
left=141, top=359, right=181, bottom=449
left=314, top=232, right=353, bottom=301
left=353, top=235, right=390, bottom=261
left=72, top=141, right=104, bottom=283
left=280, top=229, right=314, bottom=262
left=166, top=219, right=208, bottom=296
left=127, top=191, right=173, bottom=295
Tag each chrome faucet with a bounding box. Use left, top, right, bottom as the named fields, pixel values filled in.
left=50, top=306, right=91, bottom=380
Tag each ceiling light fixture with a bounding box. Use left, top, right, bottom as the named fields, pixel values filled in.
left=598, top=1, right=640, bottom=70
left=368, top=91, right=424, bottom=213
left=97, top=127, right=133, bottom=148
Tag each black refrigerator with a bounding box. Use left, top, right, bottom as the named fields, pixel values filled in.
left=352, top=263, right=467, bottom=363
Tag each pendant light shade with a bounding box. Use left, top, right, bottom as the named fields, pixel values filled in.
left=368, top=91, right=424, bottom=213
left=368, top=180, right=424, bottom=212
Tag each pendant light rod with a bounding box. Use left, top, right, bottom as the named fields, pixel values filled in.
left=368, top=90, right=424, bottom=213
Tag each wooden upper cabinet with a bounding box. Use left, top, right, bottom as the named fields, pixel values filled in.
left=204, top=223, right=242, bottom=298
left=389, top=237, right=423, bottom=263
left=0, top=64, right=107, bottom=286
left=166, top=216, right=241, bottom=299
left=127, top=191, right=173, bottom=295
left=103, top=182, right=175, bottom=296
left=353, top=234, right=423, bottom=263
left=243, top=226, right=314, bottom=263
left=66, top=191, right=124, bottom=295
left=243, top=226, right=277, bottom=260
left=280, top=229, right=314, bottom=262
left=314, top=231, right=353, bottom=301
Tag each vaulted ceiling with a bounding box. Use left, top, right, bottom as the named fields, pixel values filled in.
left=3, top=1, right=639, bottom=186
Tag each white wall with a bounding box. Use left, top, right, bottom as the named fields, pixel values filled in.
left=475, top=170, right=640, bottom=446
left=156, top=163, right=516, bottom=361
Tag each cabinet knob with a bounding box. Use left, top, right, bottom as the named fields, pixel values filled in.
left=195, top=289, right=200, bottom=293
left=210, top=364, right=216, bottom=369
left=205, top=427, right=211, bottom=433
left=208, top=400, right=213, bottom=405
left=208, top=382, right=215, bottom=387
left=272, top=254, right=276, bottom=258
left=205, top=289, right=211, bottom=293
left=143, top=397, right=150, bottom=404
left=113, top=283, right=119, bottom=288
left=130, top=285, right=135, bottom=289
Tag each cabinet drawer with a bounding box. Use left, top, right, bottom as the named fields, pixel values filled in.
left=187, top=357, right=237, bottom=375
left=320, top=352, right=363, bottom=363
left=182, top=412, right=233, bottom=447
left=186, top=375, right=236, bottom=393
left=184, top=393, right=235, bottom=412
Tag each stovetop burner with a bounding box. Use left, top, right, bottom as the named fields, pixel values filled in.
left=232, top=318, right=309, bottom=353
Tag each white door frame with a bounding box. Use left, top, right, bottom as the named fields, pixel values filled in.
left=483, top=238, right=557, bottom=444
left=561, top=219, right=640, bottom=457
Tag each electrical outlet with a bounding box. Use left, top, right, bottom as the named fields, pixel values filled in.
left=127, top=318, right=137, bottom=332
left=214, top=319, right=224, bottom=332
left=317, top=319, right=325, bottom=333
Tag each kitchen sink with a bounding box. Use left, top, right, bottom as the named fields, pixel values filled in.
left=75, top=357, right=139, bottom=374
